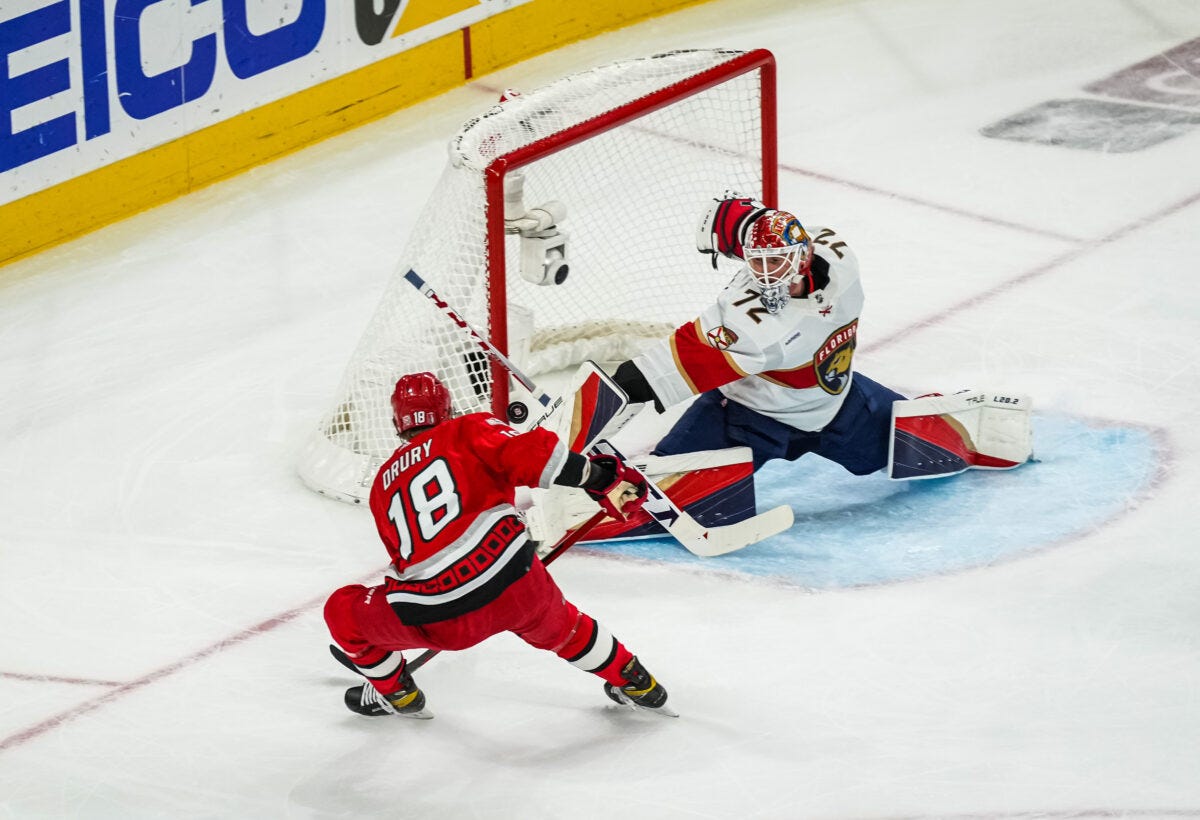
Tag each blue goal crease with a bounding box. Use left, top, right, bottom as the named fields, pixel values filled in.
left=582, top=415, right=1162, bottom=589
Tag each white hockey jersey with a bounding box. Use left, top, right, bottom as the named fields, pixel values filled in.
left=635, top=226, right=864, bottom=432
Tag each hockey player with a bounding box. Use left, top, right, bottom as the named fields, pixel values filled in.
left=610, top=196, right=906, bottom=475
left=323, top=371, right=672, bottom=719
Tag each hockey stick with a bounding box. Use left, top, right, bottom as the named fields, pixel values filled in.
left=329, top=511, right=608, bottom=676
left=592, top=439, right=793, bottom=558
left=404, top=269, right=563, bottom=425
left=405, top=268, right=793, bottom=557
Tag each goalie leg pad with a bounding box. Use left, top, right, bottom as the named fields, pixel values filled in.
left=888, top=391, right=1033, bottom=480
left=529, top=360, right=630, bottom=451
left=524, top=446, right=759, bottom=546
left=580, top=445, right=758, bottom=543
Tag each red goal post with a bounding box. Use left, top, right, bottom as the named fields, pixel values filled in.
left=299, top=48, right=778, bottom=504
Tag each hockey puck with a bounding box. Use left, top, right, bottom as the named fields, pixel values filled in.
left=507, top=401, right=529, bottom=424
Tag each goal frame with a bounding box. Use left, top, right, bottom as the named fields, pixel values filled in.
left=482, top=48, right=778, bottom=414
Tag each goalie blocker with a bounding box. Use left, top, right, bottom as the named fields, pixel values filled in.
left=888, top=390, right=1033, bottom=480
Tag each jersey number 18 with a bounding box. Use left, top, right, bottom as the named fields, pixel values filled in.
left=385, top=458, right=462, bottom=560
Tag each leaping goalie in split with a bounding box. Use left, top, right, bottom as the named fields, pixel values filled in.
left=323, top=372, right=675, bottom=719
left=605, top=195, right=1034, bottom=484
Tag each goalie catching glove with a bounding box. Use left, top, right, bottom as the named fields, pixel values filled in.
left=582, top=454, right=648, bottom=521
left=696, top=194, right=769, bottom=267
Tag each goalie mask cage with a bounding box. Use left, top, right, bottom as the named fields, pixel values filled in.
left=299, top=48, right=778, bottom=503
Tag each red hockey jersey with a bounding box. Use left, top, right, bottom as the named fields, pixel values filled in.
left=368, top=413, right=567, bottom=624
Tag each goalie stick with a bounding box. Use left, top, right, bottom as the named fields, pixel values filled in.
left=404, top=268, right=793, bottom=557
left=329, top=511, right=608, bottom=676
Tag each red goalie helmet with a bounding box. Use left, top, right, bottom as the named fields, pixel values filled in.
left=391, top=372, right=452, bottom=436
left=743, top=210, right=814, bottom=287
left=741, top=209, right=815, bottom=314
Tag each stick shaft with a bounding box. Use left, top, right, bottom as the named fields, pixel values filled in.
left=404, top=269, right=550, bottom=406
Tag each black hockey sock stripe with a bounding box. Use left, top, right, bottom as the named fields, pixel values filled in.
left=565, top=618, right=617, bottom=674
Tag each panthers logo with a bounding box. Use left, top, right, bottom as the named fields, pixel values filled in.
left=814, top=321, right=857, bottom=395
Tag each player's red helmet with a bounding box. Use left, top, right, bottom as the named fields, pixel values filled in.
left=391, top=372, right=452, bottom=436
left=743, top=210, right=814, bottom=312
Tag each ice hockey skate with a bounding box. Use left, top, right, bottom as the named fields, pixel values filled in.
left=344, top=672, right=433, bottom=720
left=603, top=657, right=677, bottom=717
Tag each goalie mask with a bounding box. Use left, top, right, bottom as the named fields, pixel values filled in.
left=743, top=210, right=814, bottom=314
left=391, top=372, right=452, bottom=436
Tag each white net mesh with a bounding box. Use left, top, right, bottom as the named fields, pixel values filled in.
left=299, top=49, right=772, bottom=503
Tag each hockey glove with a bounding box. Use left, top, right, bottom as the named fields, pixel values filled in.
left=613, top=360, right=664, bottom=413
left=584, top=454, right=649, bottom=521
left=696, top=196, right=769, bottom=267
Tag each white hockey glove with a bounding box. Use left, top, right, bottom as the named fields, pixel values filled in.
left=696, top=195, right=769, bottom=267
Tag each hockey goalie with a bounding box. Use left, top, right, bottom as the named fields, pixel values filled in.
left=524, top=195, right=1033, bottom=550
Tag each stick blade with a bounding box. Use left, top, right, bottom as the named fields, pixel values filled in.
left=684, top=504, right=794, bottom=557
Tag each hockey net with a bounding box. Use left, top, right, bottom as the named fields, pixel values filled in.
left=298, top=48, right=777, bottom=503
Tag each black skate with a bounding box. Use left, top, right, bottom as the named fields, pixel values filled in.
left=603, top=657, right=677, bottom=717
left=344, top=670, right=432, bottom=720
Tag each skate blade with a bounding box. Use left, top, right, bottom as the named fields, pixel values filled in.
left=611, top=690, right=679, bottom=718
left=397, top=707, right=435, bottom=720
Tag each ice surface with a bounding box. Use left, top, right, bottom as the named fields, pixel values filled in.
left=598, top=416, right=1163, bottom=588
left=2, top=0, right=1200, bottom=817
